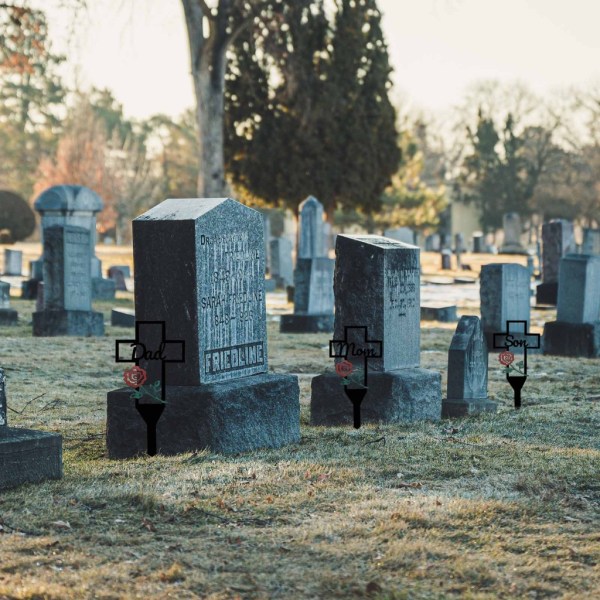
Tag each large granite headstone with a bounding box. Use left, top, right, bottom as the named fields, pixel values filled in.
left=22, top=185, right=115, bottom=300
left=32, top=225, right=104, bottom=336
left=543, top=254, right=600, bottom=357
left=0, top=280, right=18, bottom=325
left=106, top=198, right=300, bottom=457
left=536, top=219, right=575, bottom=305
left=582, top=228, right=600, bottom=255
left=480, top=263, right=530, bottom=349
left=3, top=249, right=22, bottom=276
left=500, top=212, right=526, bottom=254
left=0, top=368, right=63, bottom=490
left=270, top=237, right=294, bottom=288
left=311, top=235, right=441, bottom=425
left=442, top=316, right=496, bottom=417
left=281, top=196, right=334, bottom=332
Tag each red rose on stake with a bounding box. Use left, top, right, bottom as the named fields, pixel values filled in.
left=335, top=360, right=354, bottom=378
left=124, top=366, right=148, bottom=388
left=498, top=351, right=514, bottom=367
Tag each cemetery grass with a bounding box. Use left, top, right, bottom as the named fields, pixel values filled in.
left=0, top=302, right=599, bottom=599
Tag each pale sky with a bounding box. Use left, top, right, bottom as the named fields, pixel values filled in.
left=37, top=0, right=600, bottom=121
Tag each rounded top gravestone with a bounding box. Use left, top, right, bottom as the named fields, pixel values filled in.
left=298, top=195, right=325, bottom=259
left=34, top=185, right=103, bottom=213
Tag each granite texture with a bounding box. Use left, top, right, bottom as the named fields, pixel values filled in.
left=310, top=370, right=441, bottom=426
left=543, top=321, right=600, bottom=358
left=292, top=257, right=334, bottom=314
left=556, top=254, right=600, bottom=324
left=106, top=373, right=300, bottom=457
left=132, top=198, right=267, bottom=385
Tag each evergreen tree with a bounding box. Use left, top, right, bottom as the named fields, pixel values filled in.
left=224, top=0, right=400, bottom=218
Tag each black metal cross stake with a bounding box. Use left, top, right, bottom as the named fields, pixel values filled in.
left=116, top=321, right=185, bottom=456
left=492, top=320, right=541, bottom=409
left=329, top=326, right=383, bottom=429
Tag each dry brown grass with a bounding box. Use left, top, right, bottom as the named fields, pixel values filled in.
left=0, top=246, right=598, bottom=599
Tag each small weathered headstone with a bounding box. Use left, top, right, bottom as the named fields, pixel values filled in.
left=0, top=280, right=18, bottom=325
left=311, top=234, right=441, bottom=425
left=480, top=263, right=530, bottom=349
left=544, top=254, right=600, bottom=357
left=421, top=304, right=457, bottom=323
left=108, top=266, right=128, bottom=291
left=536, top=219, right=575, bottom=305
left=282, top=196, right=334, bottom=332
left=441, top=249, right=452, bottom=270
left=32, top=225, right=104, bottom=336
left=582, top=228, right=600, bottom=255
left=425, top=234, right=441, bottom=252
left=442, top=316, right=496, bottom=417
left=106, top=198, right=300, bottom=457
left=500, top=212, right=526, bottom=254
left=108, top=265, right=131, bottom=278
left=270, top=237, right=294, bottom=288
left=385, top=227, right=415, bottom=245
left=0, top=368, right=63, bottom=490
left=3, top=249, right=22, bottom=276
left=22, top=185, right=115, bottom=300
left=472, top=232, right=484, bottom=253
left=298, top=196, right=324, bottom=259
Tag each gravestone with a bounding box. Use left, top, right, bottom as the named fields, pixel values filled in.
left=106, top=198, right=300, bottom=457
left=384, top=227, right=415, bottom=245
left=0, top=280, right=18, bottom=325
left=108, top=265, right=131, bottom=278
left=323, top=221, right=333, bottom=256
left=281, top=196, right=334, bottom=332
left=421, top=304, right=457, bottom=323
left=425, top=234, right=441, bottom=252
left=543, top=254, right=600, bottom=357
left=500, top=212, right=526, bottom=254
left=441, top=249, right=452, bottom=270
left=22, top=185, right=115, bottom=300
left=35, top=281, right=44, bottom=312
left=480, top=263, right=530, bottom=349
left=311, top=235, right=441, bottom=425
left=582, top=228, right=600, bottom=255
left=472, top=231, right=484, bottom=253
left=32, top=225, right=104, bottom=336
left=111, top=307, right=135, bottom=327
left=269, top=237, right=294, bottom=288
left=4, top=249, right=22, bottom=276
left=442, top=316, right=496, bottom=417
left=0, top=368, right=63, bottom=490
left=108, top=266, right=128, bottom=291
left=297, top=196, right=324, bottom=259
left=536, top=219, right=575, bottom=305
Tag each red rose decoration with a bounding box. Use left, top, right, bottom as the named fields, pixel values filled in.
left=498, top=351, right=514, bottom=366
left=335, top=360, right=354, bottom=378
left=124, top=366, right=148, bottom=388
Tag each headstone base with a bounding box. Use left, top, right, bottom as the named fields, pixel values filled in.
left=536, top=282, right=558, bottom=305
left=92, top=277, right=116, bottom=300
left=543, top=321, right=600, bottom=358
left=421, top=305, right=457, bottom=322
left=280, top=313, right=334, bottom=333
left=111, top=308, right=135, bottom=327
left=0, top=308, right=18, bottom=325
left=310, top=369, right=441, bottom=426
left=0, top=427, right=63, bottom=490
left=21, top=279, right=40, bottom=300
left=442, top=398, right=497, bottom=418
left=106, top=373, right=300, bottom=458
left=33, top=310, right=104, bottom=336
